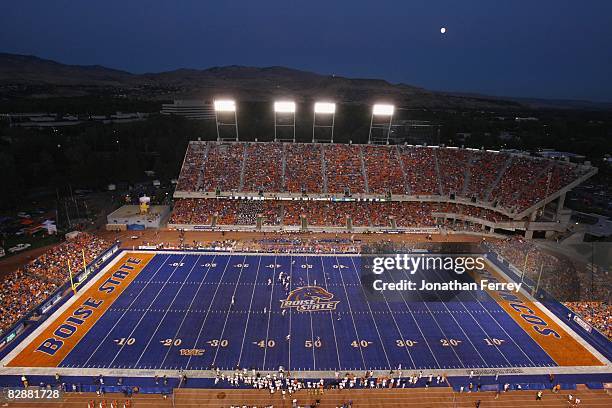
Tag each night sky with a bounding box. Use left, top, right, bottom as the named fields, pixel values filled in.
left=2, top=0, right=611, bottom=101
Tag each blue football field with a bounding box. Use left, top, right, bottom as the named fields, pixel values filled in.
left=59, top=252, right=558, bottom=371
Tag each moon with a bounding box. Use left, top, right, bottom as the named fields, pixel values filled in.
left=440, top=27, right=446, bottom=34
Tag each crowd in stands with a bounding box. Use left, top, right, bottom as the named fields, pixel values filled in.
left=170, top=198, right=511, bottom=230
left=175, top=142, right=206, bottom=191
left=236, top=200, right=263, bottom=225
left=170, top=198, right=236, bottom=225
left=284, top=144, right=323, bottom=194
left=484, top=237, right=610, bottom=339
left=397, top=146, right=440, bottom=195
left=384, top=202, right=436, bottom=227
left=512, top=163, right=586, bottom=212
left=465, top=150, right=508, bottom=201
left=437, top=147, right=469, bottom=196
left=283, top=201, right=349, bottom=227
left=176, top=141, right=589, bottom=214
left=0, top=233, right=111, bottom=334
left=564, top=301, right=611, bottom=340
left=324, top=144, right=365, bottom=194
left=437, top=203, right=511, bottom=223
left=251, top=237, right=359, bottom=253
left=200, top=143, right=244, bottom=191
left=362, top=145, right=406, bottom=194
left=243, top=143, right=283, bottom=192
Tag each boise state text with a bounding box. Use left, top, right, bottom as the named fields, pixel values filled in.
left=280, top=286, right=339, bottom=312
left=36, top=258, right=142, bottom=356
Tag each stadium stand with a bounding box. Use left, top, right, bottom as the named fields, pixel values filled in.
left=0, top=233, right=111, bottom=334
left=242, top=142, right=284, bottom=192
left=464, top=149, right=508, bottom=201
left=170, top=198, right=513, bottom=228
left=484, top=237, right=611, bottom=340
left=362, top=145, right=406, bottom=194
left=175, top=142, right=206, bottom=191
left=324, top=143, right=366, bottom=194
left=564, top=301, right=611, bottom=340
left=437, top=147, right=470, bottom=196
left=200, top=142, right=244, bottom=192
left=397, top=145, right=440, bottom=195
left=175, top=141, right=591, bottom=215
left=283, top=143, right=324, bottom=193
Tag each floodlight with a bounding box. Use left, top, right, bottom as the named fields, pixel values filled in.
left=274, top=101, right=296, bottom=141
left=312, top=102, right=336, bottom=143
left=274, top=101, right=296, bottom=113
left=314, top=102, right=336, bottom=114
left=372, top=104, right=394, bottom=116
left=214, top=100, right=236, bottom=112
left=368, top=104, right=395, bottom=144
left=214, top=99, right=239, bottom=141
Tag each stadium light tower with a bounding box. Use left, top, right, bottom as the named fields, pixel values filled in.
left=214, top=99, right=239, bottom=141
left=274, top=101, right=296, bottom=142
left=368, top=103, right=395, bottom=144
left=312, top=102, right=336, bottom=143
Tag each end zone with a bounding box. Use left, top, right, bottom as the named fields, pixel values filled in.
left=4, top=252, right=154, bottom=368
left=479, top=259, right=609, bottom=368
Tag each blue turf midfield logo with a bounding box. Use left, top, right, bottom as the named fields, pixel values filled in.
left=280, top=286, right=339, bottom=312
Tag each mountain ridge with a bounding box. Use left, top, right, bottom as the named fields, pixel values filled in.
left=0, top=52, right=609, bottom=110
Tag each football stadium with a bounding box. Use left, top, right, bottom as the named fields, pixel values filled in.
left=1, top=3, right=612, bottom=406
left=0, top=117, right=610, bottom=407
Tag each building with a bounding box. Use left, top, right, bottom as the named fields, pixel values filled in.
left=160, top=99, right=215, bottom=120
left=537, top=150, right=586, bottom=163
left=1, top=112, right=147, bottom=127
left=106, top=205, right=171, bottom=229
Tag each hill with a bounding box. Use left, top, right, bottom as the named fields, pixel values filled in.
left=0, top=52, right=609, bottom=110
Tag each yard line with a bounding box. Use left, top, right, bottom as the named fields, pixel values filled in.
left=236, top=256, right=262, bottom=367
left=107, top=254, right=190, bottom=367
left=333, top=256, right=367, bottom=370
left=211, top=256, right=248, bottom=366
left=82, top=254, right=171, bottom=367
left=446, top=268, right=539, bottom=367
left=428, top=266, right=512, bottom=367
left=158, top=254, right=218, bottom=368
left=262, top=255, right=278, bottom=370
left=411, top=265, right=488, bottom=367
left=304, top=255, right=317, bottom=370
left=134, top=255, right=202, bottom=368
left=345, top=256, right=391, bottom=370
left=348, top=256, right=416, bottom=369
left=382, top=267, right=443, bottom=369
left=319, top=256, right=341, bottom=370
left=185, top=255, right=234, bottom=369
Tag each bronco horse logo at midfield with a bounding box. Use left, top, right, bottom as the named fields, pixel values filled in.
left=280, top=286, right=339, bottom=312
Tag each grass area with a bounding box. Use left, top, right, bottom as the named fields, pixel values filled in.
left=1, top=233, right=60, bottom=259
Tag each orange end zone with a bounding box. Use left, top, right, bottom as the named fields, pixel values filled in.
left=475, top=265, right=603, bottom=367
left=7, top=252, right=155, bottom=367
